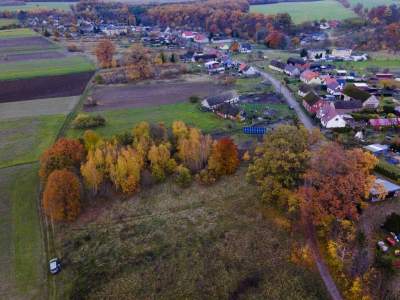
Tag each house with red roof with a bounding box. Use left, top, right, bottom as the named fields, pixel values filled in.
left=300, top=70, right=321, bottom=85
left=302, top=91, right=324, bottom=114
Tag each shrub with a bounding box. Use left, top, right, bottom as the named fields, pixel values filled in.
left=197, top=169, right=217, bottom=185
left=67, top=44, right=81, bottom=52
left=174, top=165, right=192, bottom=188
left=189, top=95, right=200, bottom=103
left=115, top=132, right=134, bottom=146
left=383, top=213, right=400, bottom=233
left=94, top=74, right=104, bottom=84
left=375, top=159, right=400, bottom=182
left=72, top=114, right=106, bottom=129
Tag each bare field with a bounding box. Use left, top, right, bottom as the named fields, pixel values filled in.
left=0, top=96, right=79, bottom=119
left=0, top=50, right=66, bottom=62
left=88, top=78, right=231, bottom=112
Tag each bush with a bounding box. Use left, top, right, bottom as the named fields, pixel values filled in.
left=67, top=44, right=81, bottom=52
left=115, top=132, right=133, bottom=146
left=174, top=165, right=192, bottom=188
left=383, top=213, right=400, bottom=233
left=197, top=169, right=217, bottom=185
left=94, top=74, right=104, bottom=84
left=72, top=114, right=106, bottom=129
left=375, top=159, right=400, bottom=182
left=189, top=95, right=200, bottom=103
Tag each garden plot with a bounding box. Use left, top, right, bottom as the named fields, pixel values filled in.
left=88, top=79, right=230, bottom=111
left=0, top=96, right=79, bottom=119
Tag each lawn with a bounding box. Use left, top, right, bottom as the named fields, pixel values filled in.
left=235, top=76, right=272, bottom=95
left=0, top=28, right=38, bottom=39
left=0, top=18, right=17, bottom=27
left=0, top=164, right=45, bottom=299
left=0, top=1, right=76, bottom=12
left=0, top=114, right=66, bottom=168
left=67, top=102, right=237, bottom=138
left=347, top=0, right=398, bottom=8
left=55, top=167, right=328, bottom=299
left=250, top=0, right=356, bottom=24
left=240, top=102, right=294, bottom=121
left=0, top=56, right=95, bottom=80
left=333, top=58, right=400, bottom=74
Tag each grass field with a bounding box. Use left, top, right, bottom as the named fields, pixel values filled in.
left=0, top=28, right=38, bottom=38
left=333, top=58, right=400, bottom=74
left=67, top=102, right=237, bottom=138
left=235, top=77, right=272, bottom=95
left=0, top=2, right=75, bottom=12
left=56, top=167, right=328, bottom=299
left=0, top=56, right=95, bottom=80
left=0, top=164, right=45, bottom=299
left=0, top=114, right=66, bottom=168
left=250, top=0, right=356, bottom=24
left=347, top=0, right=399, bottom=8
left=0, top=18, right=17, bottom=27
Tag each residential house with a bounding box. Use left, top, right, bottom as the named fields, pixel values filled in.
left=376, top=73, right=394, bottom=80
left=352, top=53, right=368, bottom=61
left=364, top=144, right=389, bottom=156
left=327, top=80, right=343, bottom=97
left=320, top=106, right=348, bottom=128
left=298, top=84, right=312, bottom=97
left=182, top=31, right=196, bottom=39
left=269, top=60, right=285, bottom=73
left=302, top=91, right=324, bottom=114
left=239, top=64, right=257, bottom=76
left=201, top=92, right=238, bottom=110
left=284, top=64, right=300, bottom=77
left=192, top=53, right=217, bottom=62
left=331, top=48, right=352, bottom=59
left=194, top=34, right=208, bottom=44
left=342, top=84, right=379, bottom=109
left=307, top=49, right=326, bottom=60
left=287, top=57, right=305, bottom=66
left=215, top=102, right=240, bottom=120
left=204, top=61, right=225, bottom=74
left=300, top=70, right=321, bottom=85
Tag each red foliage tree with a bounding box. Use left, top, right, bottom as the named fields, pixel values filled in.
left=39, top=138, right=85, bottom=180
left=43, top=169, right=81, bottom=222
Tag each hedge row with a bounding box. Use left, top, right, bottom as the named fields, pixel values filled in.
left=375, top=159, right=400, bottom=182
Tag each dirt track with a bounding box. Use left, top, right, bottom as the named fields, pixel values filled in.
left=0, top=71, right=94, bottom=102
left=87, top=80, right=230, bottom=111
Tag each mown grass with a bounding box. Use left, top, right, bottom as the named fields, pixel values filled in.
left=250, top=0, right=356, bottom=24
left=67, top=102, right=237, bottom=138
left=57, top=168, right=328, bottom=299
left=0, top=114, right=66, bottom=168
left=0, top=56, right=95, bottom=80
left=0, top=164, right=44, bottom=299
left=333, top=58, right=400, bottom=74
left=0, top=28, right=38, bottom=38
left=0, top=1, right=75, bottom=12
left=235, top=76, right=272, bottom=95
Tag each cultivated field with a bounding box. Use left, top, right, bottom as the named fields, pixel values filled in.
left=0, top=114, right=66, bottom=168
left=55, top=167, right=328, bottom=299
left=68, top=102, right=236, bottom=138
left=0, top=164, right=45, bottom=300
left=250, top=0, right=356, bottom=24
left=0, top=1, right=75, bottom=12
left=0, top=36, right=59, bottom=55
left=89, top=79, right=230, bottom=112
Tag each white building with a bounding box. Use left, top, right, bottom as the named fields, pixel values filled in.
left=331, top=48, right=352, bottom=59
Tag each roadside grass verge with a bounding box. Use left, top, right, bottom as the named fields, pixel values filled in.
left=0, top=164, right=45, bottom=299
left=0, top=56, right=95, bottom=81
left=67, top=102, right=237, bottom=138
left=0, top=114, right=66, bottom=168
left=56, top=168, right=328, bottom=299
left=0, top=28, right=38, bottom=39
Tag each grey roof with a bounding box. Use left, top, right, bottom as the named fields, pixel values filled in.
left=372, top=178, right=400, bottom=194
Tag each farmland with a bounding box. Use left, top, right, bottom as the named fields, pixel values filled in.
left=250, top=0, right=356, bottom=24
left=0, top=28, right=38, bottom=38
left=0, top=18, right=17, bottom=27
left=0, top=164, right=45, bottom=299
left=333, top=58, right=400, bottom=74
left=0, top=2, right=76, bottom=12
left=55, top=167, right=328, bottom=299
left=68, top=102, right=236, bottom=138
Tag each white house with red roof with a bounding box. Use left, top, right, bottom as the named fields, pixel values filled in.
left=300, top=70, right=321, bottom=85
left=182, top=31, right=196, bottom=39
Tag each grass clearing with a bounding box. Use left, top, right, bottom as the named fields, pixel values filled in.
left=333, top=58, right=400, bottom=74
left=67, top=102, right=237, bottom=138
left=0, top=56, right=95, bottom=81
left=0, top=2, right=75, bottom=12
left=250, top=0, right=356, bottom=24
left=0, top=18, right=17, bottom=27
left=347, top=0, right=398, bottom=8
left=0, top=114, right=66, bottom=168
left=0, top=28, right=38, bottom=39
left=56, top=168, right=328, bottom=299
left=0, top=164, right=45, bottom=299
left=235, top=76, right=272, bottom=95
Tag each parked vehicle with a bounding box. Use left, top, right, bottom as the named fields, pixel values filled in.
left=49, top=258, right=61, bottom=274
left=387, top=237, right=396, bottom=246
left=378, top=241, right=389, bottom=252
left=390, top=232, right=399, bottom=243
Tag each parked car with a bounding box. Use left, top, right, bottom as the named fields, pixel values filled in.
left=387, top=237, right=396, bottom=246
left=390, top=232, right=400, bottom=243
left=49, top=258, right=61, bottom=274
left=378, top=241, right=389, bottom=252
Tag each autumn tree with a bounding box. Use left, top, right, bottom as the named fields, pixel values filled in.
left=43, top=169, right=81, bottom=221
left=299, top=143, right=378, bottom=227
left=247, top=125, right=314, bottom=211
left=208, top=137, right=239, bottom=176
left=229, top=40, right=240, bottom=52
left=95, top=39, right=116, bottom=68
left=147, top=143, right=176, bottom=181
left=39, top=138, right=85, bottom=180
left=123, top=43, right=154, bottom=80
left=81, top=148, right=105, bottom=194
left=83, top=130, right=102, bottom=151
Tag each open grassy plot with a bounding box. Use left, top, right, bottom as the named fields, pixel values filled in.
left=0, top=56, right=94, bottom=81
left=333, top=58, right=400, bottom=74
left=0, top=114, right=66, bottom=168
left=250, top=1, right=356, bottom=24
left=347, top=0, right=398, bottom=8
left=56, top=168, right=328, bottom=299
left=0, top=164, right=45, bottom=299
left=0, top=96, right=80, bottom=119
left=235, top=77, right=272, bottom=95
left=0, top=18, right=17, bottom=27
left=0, top=28, right=38, bottom=39
left=68, top=102, right=236, bottom=138
left=0, top=2, right=75, bottom=12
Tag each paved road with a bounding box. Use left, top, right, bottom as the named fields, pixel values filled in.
left=257, top=67, right=343, bottom=300
left=256, top=69, right=315, bottom=130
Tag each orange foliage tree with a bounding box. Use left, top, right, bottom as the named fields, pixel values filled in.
left=39, top=138, right=85, bottom=180
left=95, top=39, right=116, bottom=68
left=208, top=137, right=239, bottom=176
left=43, top=169, right=81, bottom=222
left=299, top=143, right=378, bottom=226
